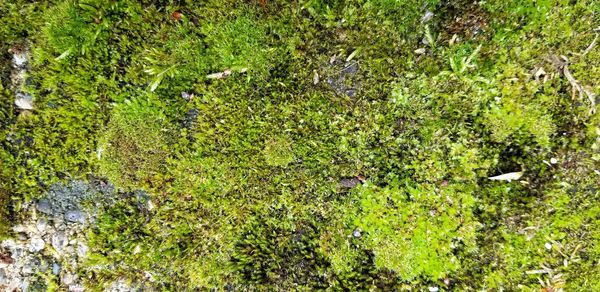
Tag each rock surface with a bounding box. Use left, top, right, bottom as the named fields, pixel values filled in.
left=0, top=180, right=117, bottom=290
left=9, top=46, right=34, bottom=111
left=0, top=209, right=89, bottom=290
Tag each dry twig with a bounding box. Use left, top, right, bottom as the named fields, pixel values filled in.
left=547, top=55, right=597, bottom=113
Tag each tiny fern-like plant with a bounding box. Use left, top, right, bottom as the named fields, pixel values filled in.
left=143, top=49, right=178, bottom=92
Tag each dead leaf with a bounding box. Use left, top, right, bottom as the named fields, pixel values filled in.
left=488, top=171, right=523, bottom=182
left=171, top=11, right=183, bottom=21
left=414, top=48, right=427, bottom=55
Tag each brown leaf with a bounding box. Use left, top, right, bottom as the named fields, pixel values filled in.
left=171, top=11, right=183, bottom=21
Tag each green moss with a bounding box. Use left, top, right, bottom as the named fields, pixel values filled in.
left=263, top=136, right=294, bottom=167
left=325, top=180, right=479, bottom=282
left=1, top=0, right=599, bottom=290
left=98, top=94, right=173, bottom=190
left=43, top=0, right=103, bottom=57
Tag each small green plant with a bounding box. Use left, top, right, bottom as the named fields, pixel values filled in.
left=42, top=0, right=105, bottom=58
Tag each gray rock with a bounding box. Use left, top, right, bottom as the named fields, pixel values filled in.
left=36, top=219, right=48, bottom=234
left=352, top=229, right=362, bottom=238
left=52, top=263, right=61, bottom=275
left=341, top=62, right=359, bottom=75
left=36, top=200, right=52, bottom=214
left=340, top=177, right=361, bottom=188
left=22, top=262, right=34, bottom=275
left=76, top=242, right=88, bottom=258
left=39, top=261, right=49, bottom=273
left=39, top=180, right=116, bottom=221
left=51, top=232, right=68, bottom=252
left=0, top=268, right=6, bottom=284
left=345, top=89, right=356, bottom=98
left=65, top=210, right=86, bottom=224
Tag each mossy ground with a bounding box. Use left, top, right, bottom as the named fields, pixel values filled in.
left=1, top=0, right=599, bottom=290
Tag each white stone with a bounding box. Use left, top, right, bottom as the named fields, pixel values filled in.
left=61, top=273, right=76, bottom=286
left=69, top=285, right=85, bottom=292
left=77, top=242, right=88, bottom=257
left=488, top=171, right=523, bottom=182
left=12, top=52, right=28, bottom=67
left=550, top=157, right=558, bottom=164
left=28, top=237, right=45, bottom=252
left=14, top=93, right=33, bottom=110
left=36, top=220, right=48, bottom=234
left=51, top=232, right=68, bottom=252
left=12, top=225, right=26, bottom=233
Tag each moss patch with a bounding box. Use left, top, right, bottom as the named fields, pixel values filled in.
left=0, top=0, right=599, bottom=290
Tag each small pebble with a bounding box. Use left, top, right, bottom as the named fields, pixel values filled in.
left=12, top=225, right=26, bottom=233
left=69, top=285, right=85, bottom=292
left=352, top=229, right=362, bottom=238
left=52, top=263, right=61, bottom=275
left=28, top=237, right=45, bottom=253
left=65, top=210, right=86, bottom=224
left=429, top=287, right=439, bottom=292
left=545, top=242, right=552, bottom=250
left=181, top=92, right=193, bottom=100
left=550, top=158, right=558, bottom=164
left=36, top=219, right=48, bottom=234
left=77, top=242, right=88, bottom=257
left=62, top=273, right=76, bottom=286
left=36, top=200, right=52, bottom=214
left=39, top=261, right=49, bottom=273
left=52, top=232, right=68, bottom=252
left=22, top=263, right=34, bottom=275
left=414, top=48, right=427, bottom=55
left=14, top=92, right=34, bottom=110
left=12, top=51, right=28, bottom=67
